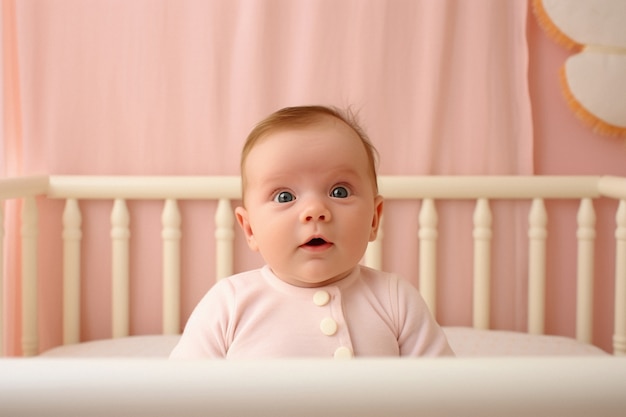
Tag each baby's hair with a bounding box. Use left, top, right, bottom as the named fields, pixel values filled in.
left=240, top=105, right=379, bottom=198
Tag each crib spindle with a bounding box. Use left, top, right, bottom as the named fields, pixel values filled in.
left=21, top=197, right=39, bottom=356
left=162, top=199, right=181, bottom=334
left=62, top=199, right=82, bottom=345
left=473, top=198, right=492, bottom=329
left=614, top=200, right=626, bottom=355
left=111, top=199, right=130, bottom=338
left=576, top=198, right=596, bottom=344
left=215, top=199, right=235, bottom=281
left=418, top=199, right=438, bottom=315
left=528, top=198, right=547, bottom=334
left=364, top=216, right=383, bottom=270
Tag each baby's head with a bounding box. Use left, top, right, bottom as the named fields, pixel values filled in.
left=240, top=106, right=379, bottom=200
left=235, top=105, right=383, bottom=287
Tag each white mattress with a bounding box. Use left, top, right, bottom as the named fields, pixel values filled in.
left=442, top=326, right=608, bottom=356
left=40, top=334, right=181, bottom=358
left=38, top=327, right=608, bottom=358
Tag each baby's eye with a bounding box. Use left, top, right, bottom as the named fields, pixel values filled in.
left=330, top=186, right=350, bottom=199
left=274, top=191, right=295, bottom=203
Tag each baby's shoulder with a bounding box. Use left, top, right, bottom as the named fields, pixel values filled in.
left=358, top=265, right=399, bottom=283
left=357, top=267, right=426, bottom=315
left=359, top=266, right=408, bottom=289
left=212, top=268, right=266, bottom=291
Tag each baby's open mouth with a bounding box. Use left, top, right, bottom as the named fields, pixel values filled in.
left=306, top=238, right=327, bottom=247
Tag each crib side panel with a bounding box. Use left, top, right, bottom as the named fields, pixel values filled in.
left=44, top=176, right=241, bottom=349
left=21, top=175, right=626, bottom=356
left=380, top=176, right=621, bottom=354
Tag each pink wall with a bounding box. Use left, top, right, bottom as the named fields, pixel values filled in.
left=528, top=5, right=626, bottom=352
left=529, top=10, right=626, bottom=175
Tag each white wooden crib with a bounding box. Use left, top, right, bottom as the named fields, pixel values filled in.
left=1, top=174, right=626, bottom=357
left=1, top=174, right=626, bottom=416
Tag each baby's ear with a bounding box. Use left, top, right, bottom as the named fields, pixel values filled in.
left=235, top=206, right=259, bottom=251
left=369, top=195, right=384, bottom=241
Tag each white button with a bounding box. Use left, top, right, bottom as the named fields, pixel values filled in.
left=313, top=290, right=330, bottom=306
left=334, top=346, right=353, bottom=359
left=320, top=317, right=338, bottom=336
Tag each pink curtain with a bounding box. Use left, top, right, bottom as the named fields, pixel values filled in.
left=2, top=0, right=25, bottom=355
left=2, top=0, right=532, bottom=354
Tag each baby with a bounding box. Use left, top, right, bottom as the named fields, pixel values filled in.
left=170, top=105, right=454, bottom=359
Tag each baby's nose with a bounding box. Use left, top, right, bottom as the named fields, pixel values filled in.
left=300, top=201, right=331, bottom=222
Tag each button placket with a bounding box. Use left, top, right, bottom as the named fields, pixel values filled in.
left=312, top=288, right=353, bottom=359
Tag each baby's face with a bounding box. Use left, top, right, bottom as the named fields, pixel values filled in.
left=235, top=117, right=383, bottom=287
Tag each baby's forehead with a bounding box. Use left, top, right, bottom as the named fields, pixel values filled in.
left=254, top=117, right=359, bottom=151
left=241, top=113, right=378, bottom=193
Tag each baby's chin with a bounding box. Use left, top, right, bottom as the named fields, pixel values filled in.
left=273, top=266, right=356, bottom=288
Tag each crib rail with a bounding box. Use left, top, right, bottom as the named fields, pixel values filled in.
left=47, top=175, right=242, bottom=199
left=3, top=358, right=626, bottom=417
left=1, top=175, right=625, bottom=356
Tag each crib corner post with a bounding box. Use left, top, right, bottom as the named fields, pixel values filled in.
left=528, top=198, right=547, bottom=335
left=614, top=199, right=626, bottom=355
left=0, top=201, right=4, bottom=357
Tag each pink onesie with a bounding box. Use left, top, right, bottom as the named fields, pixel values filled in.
left=170, top=265, right=454, bottom=359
